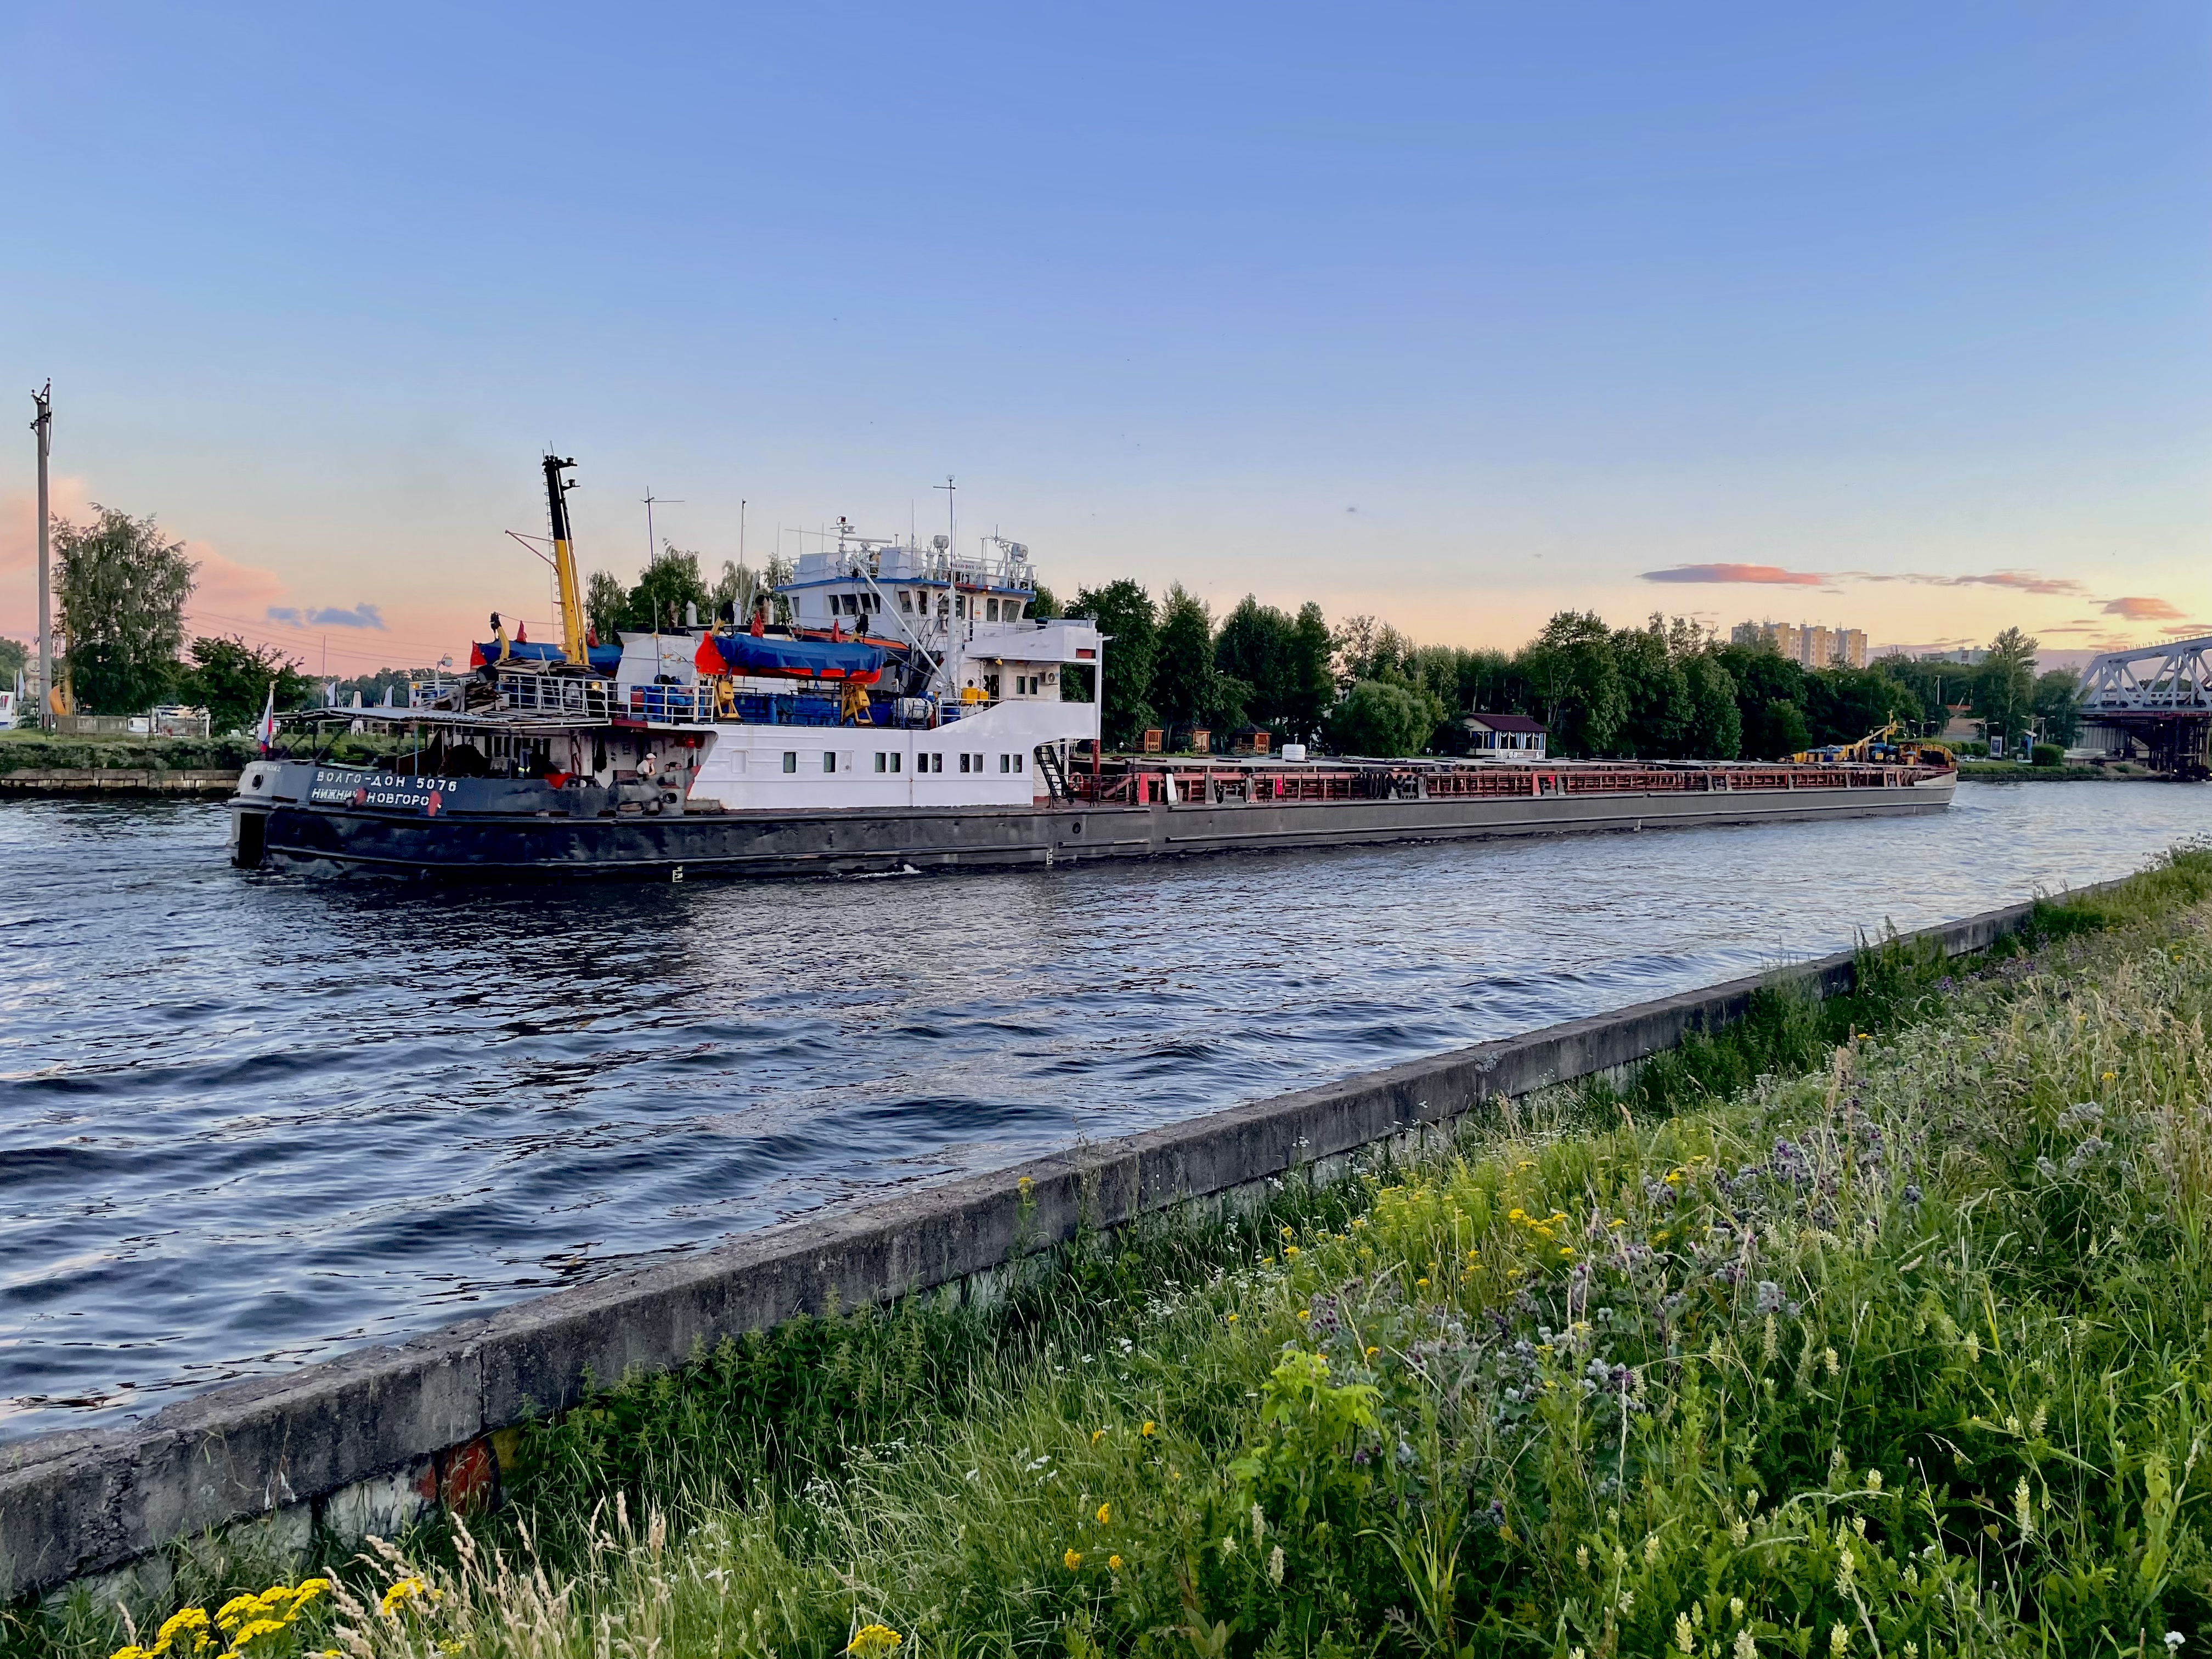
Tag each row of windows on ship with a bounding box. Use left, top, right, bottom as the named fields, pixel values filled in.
left=819, top=589, right=1030, bottom=622
left=755, top=749, right=1029, bottom=776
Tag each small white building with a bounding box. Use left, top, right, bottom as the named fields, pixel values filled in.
left=1464, top=712, right=1547, bottom=759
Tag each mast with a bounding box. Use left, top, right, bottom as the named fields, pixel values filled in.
left=32, top=382, right=51, bottom=729
left=543, top=453, right=587, bottom=664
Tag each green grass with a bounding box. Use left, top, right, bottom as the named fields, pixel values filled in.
left=1955, top=761, right=2157, bottom=782
left=0, top=730, right=257, bottom=774
left=19, top=848, right=2212, bottom=1659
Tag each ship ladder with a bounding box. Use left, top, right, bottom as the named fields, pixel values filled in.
left=1034, top=742, right=1073, bottom=803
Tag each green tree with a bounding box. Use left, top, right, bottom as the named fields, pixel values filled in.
left=174, top=636, right=314, bottom=735
left=52, top=506, right=195, bottom=714
left=1716, top=644, right=1810, bottom=759
left=626, top=545, right=712, bottom=633
left=1215, top=596, right=1295, bottom=725
left=710, top=559, right=762, bottom=625
left=1149, top=584, right=1217, bottom=730
left=2032, top=668, right=2084, bottom=748
left=1026, top=582, right=1060, bottom=621
left=1612, top=620, right=1692, bottom=758
left=1871, top=653, right=1957, bottom=737
left=1282, top=602, right=1336, bottom=739
left=1455, top=648, right=1522, bottom=721
left=331, top=666, right=443, bottom=707
left=1515, top=612, right=1626, bottom=757
left=1972, top=627, right=2039, bottom=752
left=0, top=637, right=25, bottom=686
left=1325, top=679, right=1445, bottom=755
left=1802, top=665, right=1917, bottom=746
left=585, top=571, right=628, bottom=641
left=1065, top=579, right=1158, bottom=746
left=1682, top=653, right=1743, bottom=759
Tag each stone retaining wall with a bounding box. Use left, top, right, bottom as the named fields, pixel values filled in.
left=0, top=768, right=240, bottom=796
left=0, top=882, right=2108, bottom=1601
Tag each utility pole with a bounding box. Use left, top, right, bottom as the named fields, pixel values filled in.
left=31, top=381, right=51, bottom=730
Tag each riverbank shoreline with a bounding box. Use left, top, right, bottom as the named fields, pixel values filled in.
left=14, top=856, right=2207, bottom=1648
left=0, top=766, right=240, bottom=796
left=1956, top=760, right=2172, bottom=781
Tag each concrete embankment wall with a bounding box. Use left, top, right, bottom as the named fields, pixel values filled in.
left=0, top=881, right=2109, bottom=1601
left=0, top=768, right=240, bottom=797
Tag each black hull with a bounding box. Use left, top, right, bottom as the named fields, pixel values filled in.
left=235, top=782, right=1955, bottom=881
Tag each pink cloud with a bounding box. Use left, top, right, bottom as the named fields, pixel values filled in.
left=0, top=477, right=290, bottom=640
left=1640, top=562, right=1826, bottom=585
left=1847, top=569, right=2087, bottom=597
left=2103, top=596, right=2185, bottom=620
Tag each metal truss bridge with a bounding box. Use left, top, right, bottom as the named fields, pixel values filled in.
left=2078, top=633, right=2212, bottom=776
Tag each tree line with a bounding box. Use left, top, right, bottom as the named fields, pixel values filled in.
left=1062, top=582, right=2086, bottom=760
left=24, top=504, right=2087, bottom=758
left=23, top=507, right=316, bottom=734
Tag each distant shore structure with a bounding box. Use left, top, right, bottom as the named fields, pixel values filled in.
left=1732, top=619, right=1871, bottom=670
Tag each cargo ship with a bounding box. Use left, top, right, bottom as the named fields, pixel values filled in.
left=226, top=458, right=1955, bottom=880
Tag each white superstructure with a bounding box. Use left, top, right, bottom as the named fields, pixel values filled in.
left=654, top=524, right=1102, bottom=813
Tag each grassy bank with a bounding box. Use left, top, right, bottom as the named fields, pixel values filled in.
left=1955, top=761, right=2161, bottom=782
left=22, top=850, right=2212, bottom=1659
left=0, top=730, right=256, bottom=774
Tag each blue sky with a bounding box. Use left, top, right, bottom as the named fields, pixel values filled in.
left=4, top=2, right=2208, bottom=673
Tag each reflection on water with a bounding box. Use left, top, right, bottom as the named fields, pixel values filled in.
left=0, top=781, right=2202, bottom=1439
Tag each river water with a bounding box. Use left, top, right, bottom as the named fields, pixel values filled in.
left=1, top=781, right=2202, bottom=1441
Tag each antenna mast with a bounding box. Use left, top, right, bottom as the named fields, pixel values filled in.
left=934, top=474, right=956, bottom=562
left=543, top=454, right=588, bottom=664
left=30, top=382, right=51, bottom=729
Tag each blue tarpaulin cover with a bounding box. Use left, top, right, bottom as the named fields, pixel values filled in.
left=697, top=633, right=886, bottom=681
left=470, top=641, right=623, bottom=675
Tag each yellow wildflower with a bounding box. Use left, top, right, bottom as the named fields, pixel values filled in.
left=1296, top=1309, right=1310, bottom=1321
left=1092, top=1429, right=1107, bottom=1442
left=1064, top=1548, right=1084, bottom=1570
left=1097, top=1502, right=1113, bottom=1524
left=1366, top=1346, right=1379, bottom=1358
left=153, top=1607, right=213, bottom=1654
left=1415, top=1277, right=1430, bottom=1289
left=1142, top=1420, right=1156, bottom=1437
left=1284, top=1245, right=1300, bottom=1258
left=227, top=1619, right=288, bottom=1650
left=1560, top=1246, right=1576, bottom=1259
left=1226, top=1313, right=1239, bottom=1323
left=379, top=1579, right=431, bottom=1620
left=1108, top=1554, right=1124, bottom=1572
left=846, top=1625, right=904, bottom=1659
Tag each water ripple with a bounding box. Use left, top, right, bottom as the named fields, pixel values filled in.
left=0, top=782, right=2201, bottom=1438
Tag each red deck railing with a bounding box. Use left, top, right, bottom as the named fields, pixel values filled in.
left=1065, top=759, right=1944, bottom=807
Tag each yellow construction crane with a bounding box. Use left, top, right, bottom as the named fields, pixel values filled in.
left=1793, top=721, right=1953, bottom=768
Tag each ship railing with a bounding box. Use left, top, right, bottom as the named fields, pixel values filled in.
left=1066, top=759, right=1942, bottom=805
left=691, top=689, right=941, bottom=730
left=495, top=672, right=611, bottom=721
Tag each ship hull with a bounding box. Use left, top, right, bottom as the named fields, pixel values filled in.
left=234, top=775, right=1955, bottom=881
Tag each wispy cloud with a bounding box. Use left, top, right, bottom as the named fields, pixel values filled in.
left=266, top=603, right=386, bottom=630
left=2103, top=596, right=2185, bottom=620
left=1639, top=563, right=1825, bottom=586
left=1848, top=569, right=2087, bottom=597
